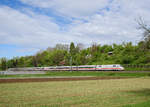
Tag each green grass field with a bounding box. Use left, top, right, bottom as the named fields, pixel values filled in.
left=125, top=68, right=150, bottom=71
left=123, top=100, right=150, bottom=107
left=1, top=71, right=150, bottom=78
left=0, top=77, right=150, bottom=107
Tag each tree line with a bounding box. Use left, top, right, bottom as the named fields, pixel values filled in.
left=0, top=41, right=149, bottom=71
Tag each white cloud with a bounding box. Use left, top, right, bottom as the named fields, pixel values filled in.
left=1, top=0, right=150, bottom=57
left=65, top=0, right=150, bottom=44
left=0, top=6, right=61, bottom=48
left=21, top=0, right=109, bottom=18
left=0, top=6, right=92, bottom=50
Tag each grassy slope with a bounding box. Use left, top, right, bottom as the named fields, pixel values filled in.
left=0, top=71, right=150, bottom=78
left=0, top=78, right=150, bottom=107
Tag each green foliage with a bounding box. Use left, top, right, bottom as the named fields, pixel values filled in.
left=1, top=42, right=150, bottom=70
left=70, top=42, right=76, bottom=56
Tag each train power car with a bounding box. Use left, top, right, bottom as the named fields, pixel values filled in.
left=96, top=64, right=124, bottom=71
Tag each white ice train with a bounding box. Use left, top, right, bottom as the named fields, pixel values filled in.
left=8, top=64, right=124, bottom=71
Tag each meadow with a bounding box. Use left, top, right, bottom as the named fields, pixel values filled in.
left=0, top=77, right=150, bottom=107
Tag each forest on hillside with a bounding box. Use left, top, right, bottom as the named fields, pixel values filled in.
left=0, top=19, right=150, bottom=70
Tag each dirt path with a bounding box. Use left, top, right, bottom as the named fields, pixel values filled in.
left=0, top=77, right=131, bottom=83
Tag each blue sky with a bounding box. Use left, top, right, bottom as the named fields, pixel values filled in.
left=0, top=44, right=37, bottom=58
left=0, top=0, right=150, bottom=59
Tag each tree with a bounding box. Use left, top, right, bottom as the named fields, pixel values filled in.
left=55, top=44, right=69, bottom=51
left=32, top=56, right=38, bottom=67
left=0, top=57, right=7, bottom=70
left=137, top=17, right=150, bottom=50
left=52, top=50, right=66, bottom=65
left=76, top=43, right=84, bottom=52
left=70, top=42, right=76, bottom=56
left=12, top=58, right=18, bottom=68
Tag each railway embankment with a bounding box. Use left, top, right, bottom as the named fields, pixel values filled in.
left=0, top=71, right=46, bottom=75
left=1, top=71, right=150, bottom=79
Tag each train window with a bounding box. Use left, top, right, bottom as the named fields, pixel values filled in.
left=113, top=65, right=116, bottom=67
left=99, top=65, right=102, bottom=67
